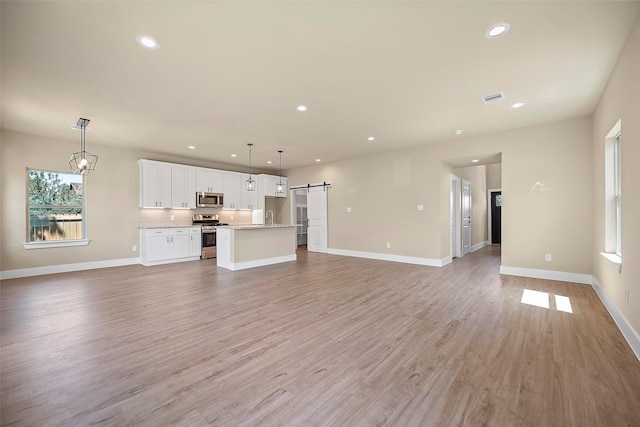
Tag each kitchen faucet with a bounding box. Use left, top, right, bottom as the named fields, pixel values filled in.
left=266, top=210, right=274, bottom=225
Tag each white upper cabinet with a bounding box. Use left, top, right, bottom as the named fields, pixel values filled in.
left=241, top=182, right=258, bottom=210
left=140, top=161, right=172, bottom=208
left=196, top=169, right=223, bottom=193
left=222, top=172, right=242, bottom=209
left=259, top=174, right=288, bottom=198
left=171, top=166, right=196, bottom=208
left=139, top=160, right=285, bottom=210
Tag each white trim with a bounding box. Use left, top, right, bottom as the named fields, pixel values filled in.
left=450, top=174, right=461, bottom=258
left=328, top=248, right=451, bottom=267
left=0, top=257, right=141, bottom=280
left=23, top=239, right=90, bottom=249
left=218, top=254, right=297, bottom=271
left=471, top=241, right=488, bottom=252
left=499, top=265, right=592, bottom=285
left=600, top=252, right=622, bottom=273
left=592, top=277, right=640, bottom=362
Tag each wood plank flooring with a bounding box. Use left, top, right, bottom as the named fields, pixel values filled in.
left=2, top=246, right=639, bottom=426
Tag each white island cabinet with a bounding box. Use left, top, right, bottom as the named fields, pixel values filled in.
left=216, top=225, right=297, bottom=271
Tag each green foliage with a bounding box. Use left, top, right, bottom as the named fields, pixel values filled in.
left=29, top=170, right=83, bottom=214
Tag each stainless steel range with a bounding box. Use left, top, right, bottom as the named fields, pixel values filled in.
left=192, top=214, right=228, bottom=259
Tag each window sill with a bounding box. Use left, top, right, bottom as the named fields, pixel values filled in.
left=600, top=252, right=622, bottom=273
left=23, top=239, right=90, bottom=250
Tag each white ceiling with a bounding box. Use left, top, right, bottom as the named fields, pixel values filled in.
left=2, top=1, right=639, bottom=171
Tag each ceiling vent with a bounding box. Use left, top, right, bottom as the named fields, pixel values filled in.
left=481, top=91, right=505, bottom=104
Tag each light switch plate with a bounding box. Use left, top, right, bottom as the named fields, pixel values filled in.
left=347, top=207, right=352, bottom=213
left=417, top=204, right=424, bottom=211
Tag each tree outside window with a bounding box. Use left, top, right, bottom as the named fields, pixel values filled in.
left=28, top=170, right=85, bottom=242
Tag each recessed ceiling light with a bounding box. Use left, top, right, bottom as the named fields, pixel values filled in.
left=315, top=159, right=321, bottom=162
left=136, top=35, right=160, bottom=50
left=368, top=136, right=375, bottom=141
left=297, top=105, right=308, bottom=112
left=485, top=23, right=510, bottom=39
left=453, top=130, right=464, bottom=135
left=511, top=102, right=526, bottom=108
left=231, top=154, right=237, bottom=158
left=188, top=145, right=196, bottom=149
left=267, top=160, right=273, bottom=164
left=471, top=159, right=480, bottom=163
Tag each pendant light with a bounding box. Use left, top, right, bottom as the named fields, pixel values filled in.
left=245, top=143, right=256, bottom=191
left=276, top=150, right=285, bottom=195
left=69, top=118, right=98, bottom=175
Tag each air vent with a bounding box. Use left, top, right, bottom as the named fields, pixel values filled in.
left=481, top=91, right=505, bottom=104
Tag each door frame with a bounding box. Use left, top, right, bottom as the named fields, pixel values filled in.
left=487, top=188, right=502, bottom=244
left=461, top=178, right=471, bottom=255
left=450, top=174, right=462, bottom=258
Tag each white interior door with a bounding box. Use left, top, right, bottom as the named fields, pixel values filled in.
left=462, top=179, right=471, bottom=255
left=307, top=186, right=328, bottom=253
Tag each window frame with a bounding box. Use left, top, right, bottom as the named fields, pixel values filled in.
left=613, top=134, right=621, bottom=256
left=601, top=120, right=622, bottom=269
left=24, top=168, right=89, bottom=249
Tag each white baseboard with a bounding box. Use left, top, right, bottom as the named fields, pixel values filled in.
left=218, top=254, right=297, bottom=271
left=0, top=257, right=142, bottom=280
left=499, top=265, right=592, bottom=285
left=592, top=277, right=640, bottom=362
left=328, top=248, right=451, bottom=267
left=471, top=241, right=488, bottom=252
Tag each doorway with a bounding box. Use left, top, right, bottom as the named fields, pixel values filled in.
left=290, top=183, right=330, bottom=253
left=292, top=189, right=308, bottom=247
left=488, top=189, right=502, bottom=244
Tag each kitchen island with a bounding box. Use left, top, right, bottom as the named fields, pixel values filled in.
left=216, top=224, right=297, bottom=271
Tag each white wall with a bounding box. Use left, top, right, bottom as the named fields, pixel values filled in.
left=285, top=115, right=593, bottom=274
left=592, top=18, right=640, bottom=343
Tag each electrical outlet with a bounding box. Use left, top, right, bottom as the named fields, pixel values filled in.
left=132, top=245, right=137, bottom=252
left=170, top=215, right=175, bottom=221
left=347, top=207, right=352, bottom=213
left=545, top=253, right=552, bottom=262
left=417, top=204, right=424, bottom=211
left=230, top=215, right=234, bottom=221
left=387, top=242, right=391, bottom=249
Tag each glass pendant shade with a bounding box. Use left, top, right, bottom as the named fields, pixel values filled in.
left=276, top=150, right=285, bottom=194
left=245, top=177, right=256, bottom=191
left=69, top=118, right=98, bottom=175
left=245, top=143, right=256, bottom=191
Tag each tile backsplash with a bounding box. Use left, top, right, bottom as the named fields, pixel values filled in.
left=138, top=208, right=252, bottom=228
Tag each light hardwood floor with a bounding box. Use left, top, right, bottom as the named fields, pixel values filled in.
left=2, top=246, right=639, bottom=426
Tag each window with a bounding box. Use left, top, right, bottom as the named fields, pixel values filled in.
left=603, top=120, right=622, bottom=266
left=614, top=134, right=621, bottom=256
left=27, top=169, right=86, bottom=245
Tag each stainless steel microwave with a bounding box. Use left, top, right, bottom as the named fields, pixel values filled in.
left=196, top=192, right=224, bottom=208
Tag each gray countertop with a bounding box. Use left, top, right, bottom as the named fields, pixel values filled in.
left=138, top=225, right=200, bottom=229
left=216, top=224, right=296, bottom=230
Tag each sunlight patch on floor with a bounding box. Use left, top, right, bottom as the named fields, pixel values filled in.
left=554, top=295, right=573, bottom=313
left=521, top=289, right=573, bottom=313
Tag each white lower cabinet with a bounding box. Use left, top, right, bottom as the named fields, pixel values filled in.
left=189, top=227, right=202, bottom=257
left=141, top=227, right=201, bottom=265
